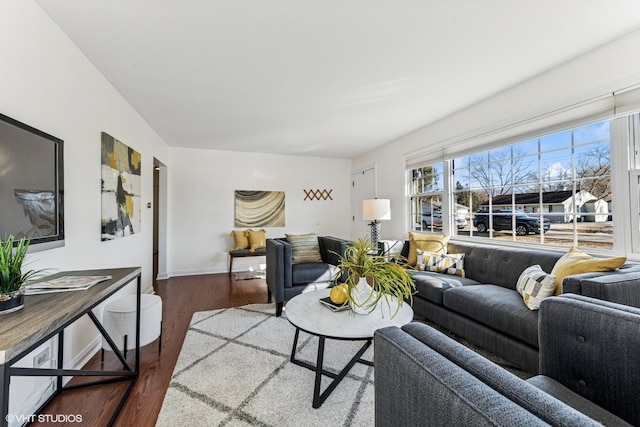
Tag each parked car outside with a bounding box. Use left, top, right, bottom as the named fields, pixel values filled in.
left=422, top=213, right=467, bottom=230
left=472, top=210, right=550, bottom=235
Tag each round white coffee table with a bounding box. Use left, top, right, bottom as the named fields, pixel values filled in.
left=285, top=288, right=413, bottom=408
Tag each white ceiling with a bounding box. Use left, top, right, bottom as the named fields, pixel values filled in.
left=35, top=1, right=640, bottom=159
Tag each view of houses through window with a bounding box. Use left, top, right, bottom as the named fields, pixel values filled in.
left=409, top=120, right=613, bottom=249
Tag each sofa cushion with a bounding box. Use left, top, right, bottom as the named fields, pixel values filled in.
left=447, top=242, right=561, bottom=290
left=551, top=246, right=626, bottom=295
left=443, top=285, right=539, bottom=347
left=229, top=248, right=266, bottom=256
left=286, top=233, right=323, bottom=264
left=413, top=271, right=481, bottom=305
left=526, top=376, right=633, bottom=427
left=407, top=232, right=449, bottom=266
left=516, top=265, right=557, bottom=310
left=291, top=263, right=336, bottom=286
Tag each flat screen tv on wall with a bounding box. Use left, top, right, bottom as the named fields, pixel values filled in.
left=0, top=113, right=64, bottom=251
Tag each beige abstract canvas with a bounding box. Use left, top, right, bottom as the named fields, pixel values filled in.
left=234, top=190, right=285, bottom=227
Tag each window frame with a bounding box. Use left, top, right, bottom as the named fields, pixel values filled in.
left=407, top=118, right=628, bottom=254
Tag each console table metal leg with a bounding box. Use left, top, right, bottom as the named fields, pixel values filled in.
left=135, top=275, right=141, bottom=373
left=57, top=331, right=64, bottom=390
left=1, top=363, right=8, bottom=427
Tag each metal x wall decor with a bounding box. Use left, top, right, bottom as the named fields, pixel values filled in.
left=303, top=189, right=333, bottom=201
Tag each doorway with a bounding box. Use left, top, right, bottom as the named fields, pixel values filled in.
left=153, top=158, right=168, bottom=291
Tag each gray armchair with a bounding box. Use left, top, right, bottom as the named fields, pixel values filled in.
left=374, top=294, right=640, bottom=426
left=266, top=236, right=349, bottom=316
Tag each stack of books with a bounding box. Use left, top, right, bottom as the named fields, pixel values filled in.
left=318, top=296, right=349, bottom=312
left=25, top=275, right=112, bottom=295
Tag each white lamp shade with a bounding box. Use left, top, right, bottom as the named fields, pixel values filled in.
left=363, top=199, right=391, bottom=221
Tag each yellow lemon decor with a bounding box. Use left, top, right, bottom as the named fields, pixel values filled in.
left=329, top=283, right=349, bottom=305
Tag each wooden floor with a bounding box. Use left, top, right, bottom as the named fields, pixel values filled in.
left=33, top=273, right=269, bottom=427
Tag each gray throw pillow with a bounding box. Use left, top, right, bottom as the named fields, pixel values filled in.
left=286, top=233, right=323, bottom=264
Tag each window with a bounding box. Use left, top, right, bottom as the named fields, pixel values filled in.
left=408, top=120, right=613, bottom=249
left=408, top=163, right=444, bottom=233
left=453, top=120, right=612, bottom=248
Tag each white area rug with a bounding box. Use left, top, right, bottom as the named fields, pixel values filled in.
left=156, top=303, right=374, bottom=427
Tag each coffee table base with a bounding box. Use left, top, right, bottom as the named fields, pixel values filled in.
left=289, top=327, right=373, bottom=409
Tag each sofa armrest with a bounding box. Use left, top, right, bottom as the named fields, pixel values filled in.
left=266, top=239, right=293, bottom=299
left=400, top=323, right=599, bottom=426
left=562, top=266, right=640, bottom=308
left=539, top=294, right=640, bottom=426
left=317, top=236, right=349, bottom=265
left=374, top=326, right=550, bottom=427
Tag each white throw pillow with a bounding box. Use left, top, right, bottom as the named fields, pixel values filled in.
left=516, top=265, right=557, bottom=310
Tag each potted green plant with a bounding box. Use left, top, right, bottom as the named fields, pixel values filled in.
left=0, top=236, right=41, bottom=314
left=333, top=238, right=415, bottom=317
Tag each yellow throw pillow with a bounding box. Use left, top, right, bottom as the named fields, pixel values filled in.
left=230, top=230, right=250, bottom=251
left=551, top=246, right=626, bottom=295
left=408, top=232, right=450, bottom=267
left=247, top=229, right=266, bottom=252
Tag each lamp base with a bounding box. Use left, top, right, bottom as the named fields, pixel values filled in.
left=369, top=221, right=381, bottom=252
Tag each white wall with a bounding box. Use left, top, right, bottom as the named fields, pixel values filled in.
left=167, top=147, right=352, bottom=276
left=0, top=0, right=170, bottom=417
left=0, top=0, right=169, bottom=284
left=353, top=28, right=640, bottom=241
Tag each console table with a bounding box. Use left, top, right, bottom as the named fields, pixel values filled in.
left=0, top=267, right=142, bottom=427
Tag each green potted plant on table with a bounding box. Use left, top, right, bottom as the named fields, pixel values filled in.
left=333, top=238, right=415, bottom=317
left=0, top=236, right=41, bottom=314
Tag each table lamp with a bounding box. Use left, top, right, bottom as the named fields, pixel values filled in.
left=362, top=198, right=391, bottom=250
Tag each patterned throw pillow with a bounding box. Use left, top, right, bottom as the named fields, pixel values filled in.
left=516, top=265, right=557, bottom=310
left=286, top=233, right=323, bottom=264
left=424, top=253, right=465, bottom=277
left=416, top=250, right=440, bottom=271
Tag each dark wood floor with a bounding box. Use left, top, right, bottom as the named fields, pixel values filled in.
left=33, top=273, right=269, bottom=427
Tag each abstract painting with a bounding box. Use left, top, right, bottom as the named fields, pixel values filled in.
left=101, top=132, right=142, bottom=240
left=234, top=190, right=285, bottom=227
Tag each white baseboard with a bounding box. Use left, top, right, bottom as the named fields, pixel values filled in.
left=167, top=268, right=223, bottom=277
left=68, top=337, right=102, bottom=377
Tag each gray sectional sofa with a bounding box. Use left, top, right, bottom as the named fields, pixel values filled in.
left=380, top=239, right=640, bottom=373
left=374, top=294, right=640, bottom=426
